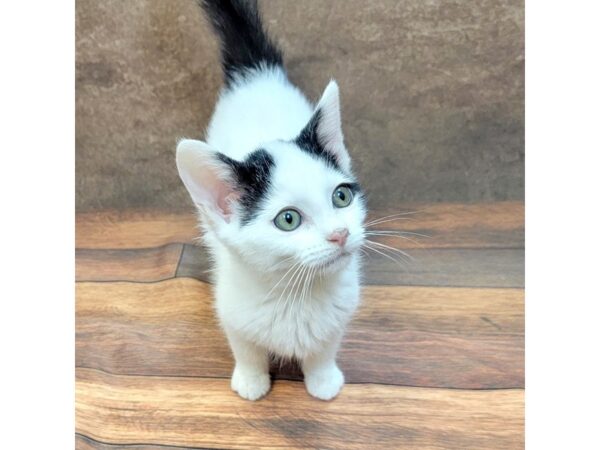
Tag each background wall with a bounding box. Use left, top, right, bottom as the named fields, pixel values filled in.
left=76, top=0, right=524, bottom=212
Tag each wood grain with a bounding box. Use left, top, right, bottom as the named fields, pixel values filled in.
left=366, top=202, right=524, bottom=249
left=75, top=202, right=524, bottom=448
left=76, top=202, right=523, bottom=249
left=76, top=434, right=214, bottom=450
left=76, top=210, right=198, bottom=249
left=75, top=242, right=524, bottom=287
left=76, top=278, right=523, bottom=388
left=76, top=244, right=183, bottom=282
left=177, top=243, right=524, bottom=288
left=76, top=367, right=524, bottom=450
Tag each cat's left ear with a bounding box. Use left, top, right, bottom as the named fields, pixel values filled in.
left=175, top=139, right=238, bottom=224
left=299, top=80, right=351, bottom=172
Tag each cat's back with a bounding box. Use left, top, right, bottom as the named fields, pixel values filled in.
left=206, top=67, right=313, bottom=160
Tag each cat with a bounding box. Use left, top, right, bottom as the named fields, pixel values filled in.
left=176, top=0, right=367, bottom=401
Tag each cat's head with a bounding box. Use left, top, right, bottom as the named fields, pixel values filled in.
left=176, top=81, right=366, bottom=273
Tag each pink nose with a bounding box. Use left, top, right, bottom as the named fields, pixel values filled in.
left=327, top=228, right=349, bottom=247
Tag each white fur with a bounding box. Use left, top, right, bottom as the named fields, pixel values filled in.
left=177, top=68, right=366, bottom=401
left=207, top=67, right=313, bottom=160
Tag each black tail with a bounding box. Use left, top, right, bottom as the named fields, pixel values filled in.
left=199, top=0, right=284, bottom=87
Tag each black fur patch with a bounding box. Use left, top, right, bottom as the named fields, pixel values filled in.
left=217, top=149, right=275, bottom=225
left=294, top=109, right=341, bottom=170
left=344, top=182, right=362, bottom=194
left=200, top=0, right=284, bottom=87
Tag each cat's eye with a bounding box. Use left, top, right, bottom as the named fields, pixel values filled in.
left=332, top=185, right=354, bottom=208
left=274, top=209, right=302, bottom=231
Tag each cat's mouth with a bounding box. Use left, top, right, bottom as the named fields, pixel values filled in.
left=320, top=250, right=351, bottom=269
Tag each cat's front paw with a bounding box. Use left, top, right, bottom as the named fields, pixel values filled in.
left=231, top=366, right=271, bottom=401
left=304, top=365, right=344, bottom=400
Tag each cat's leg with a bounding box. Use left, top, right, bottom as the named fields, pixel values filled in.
left=302, top=335, right=344, bottom=400
left=224, top=327, right=271, bottom=401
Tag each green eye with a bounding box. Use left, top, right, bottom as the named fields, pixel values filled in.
left=332, top=185, right=354, bottom=208
left=274, top=209, right=302, bottom=231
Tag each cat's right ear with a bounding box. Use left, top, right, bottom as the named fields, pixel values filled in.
left=176, top=139, right=237, bottom=223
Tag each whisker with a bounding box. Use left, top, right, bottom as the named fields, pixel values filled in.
left=365, top=233, right=424, bottom=249
left=365, top=230, right=431, bottom=239
left=275, top=262, right=304, bottom=317
left=317, top=264, right=324, bottom=286
left=300, top=266, right=314, bottom=307
left=270, top=255, right=297, bottom=271
left=366, top=239, right=414, bottom=262
left=292, top=266, right=312, bottom=311
left=364, top=217, right=414, bottom=227
left=365, top=210, right=419, bottom=222
left=308, top=265, right=319, bottom=303
left=359, top=247, right=371, bottom=260
left=295, top=266, right=307, bottom=310
left=286, top=264, right=305, bottom=313
left=264, top=260, right=300, bottom=301
left=364, top=210, right=425, bottom=226
left=363, top=243, right=405, bottom=266
left=364, top=240, right=413, bottom=264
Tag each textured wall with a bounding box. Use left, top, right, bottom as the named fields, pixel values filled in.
left=76, top=0, right=524, bottom=212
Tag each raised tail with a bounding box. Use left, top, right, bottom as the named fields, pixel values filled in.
left=199, top=0, right=284, bottom=87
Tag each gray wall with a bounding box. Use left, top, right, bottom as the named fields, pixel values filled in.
left=76, top=0, right=524, bottom=212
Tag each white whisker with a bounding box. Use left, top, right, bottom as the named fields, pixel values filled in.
left=365, top=217, right=414, bottom=227
left=365, top=230, right=431, bottom=239
left=286, top=264, right=306, bottom=314
left=365, top=232, right=423, bottom=248
left=275, top=262, right=304, bottom=318
left=363, top=243, right=405, bottom=266
left=366, top=239, right=414, bottom=262
left=264, top=260, right=300, bottom=301
left=270, top=254, right=297, bottom=271
left=364, top=210, right=424, bottom=226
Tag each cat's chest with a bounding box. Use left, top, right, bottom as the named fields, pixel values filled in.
left=248, top=283, right=359, bottom=358
left=215, top=261, right=361, bottom=358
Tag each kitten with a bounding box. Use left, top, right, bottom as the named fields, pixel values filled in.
left=176, top=0, right=367, bottom=401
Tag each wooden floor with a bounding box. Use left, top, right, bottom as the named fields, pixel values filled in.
left=75, top=202, right=524, bottom=449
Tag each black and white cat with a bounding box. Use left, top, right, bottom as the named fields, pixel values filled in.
left=176, top=0, right=366, bottom=400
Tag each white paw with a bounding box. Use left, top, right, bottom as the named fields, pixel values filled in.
left=304, top=365, right=345, bottom=400
left=231, top=366, right=271, bottom=401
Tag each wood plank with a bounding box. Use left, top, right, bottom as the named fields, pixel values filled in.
left=76, top=434, right=218, bottom=450
left=76, top=278, right=523, bottom=388
left=177, top=244, right=524, bottom=288
left=75, top=243, right=524, bottom=288
left=76, top=210, right=198, bottom=249
left=76, top=368, right=524, bottom=450
left=76, top=202, right=523, bottom=250
left=366, top=202, right=524, bottom=248
left=76, top=244, right=183, bottom=282
left=76, top=434, right=204, bottom=450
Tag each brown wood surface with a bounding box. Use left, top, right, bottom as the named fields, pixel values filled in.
left=75, top=243, right=524, bottom=287
left=76, top=244, right=183, bottom=282
left=177, top=244, right=524, bottom=288
left=76, top=278, right=523, bottom=388
left=76, top=209, right=198, bottom=249
left=76, top=434, right=194, bottom=450
left=76, top=202, right=523, bottom=249
left=75, top=202, right=524, bottom=449
left=76, top=368, right=523, bottom=450
left=76, top=434, right=212, bottom=450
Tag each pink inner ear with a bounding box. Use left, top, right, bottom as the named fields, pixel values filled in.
left=216, top=190, right=239, bottom=220
left=177, top=139, right=241, bottom=222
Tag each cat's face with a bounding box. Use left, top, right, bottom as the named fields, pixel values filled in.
left=218, top=140, right=366, bottom=273
left=177, top=81, right=366, bottom=273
